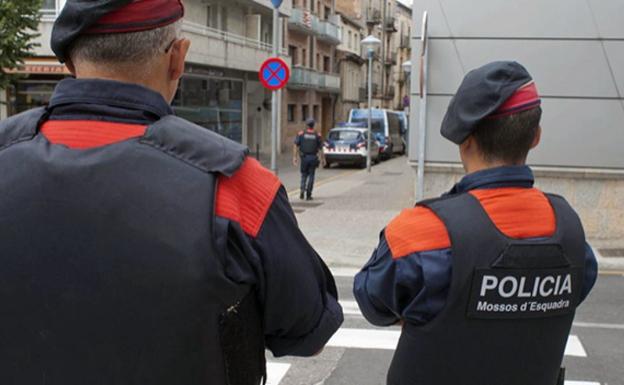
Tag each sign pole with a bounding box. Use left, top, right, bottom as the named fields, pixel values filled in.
left=271, top=7, right=279, bottom=174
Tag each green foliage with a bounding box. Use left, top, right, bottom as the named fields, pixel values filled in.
left=0, top=0, right=43, bottom=90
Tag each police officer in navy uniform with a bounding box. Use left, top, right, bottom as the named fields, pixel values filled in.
left=0, top=1, right=343, bottom=384
left=354, top=61, right=598, bottom=385
left=293, top=118, right=325, bottom=200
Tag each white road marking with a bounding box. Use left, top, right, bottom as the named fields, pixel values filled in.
left=564, top=335, right=587, bottom=357
left=565, top=382, right=600, bottom=385
left=324, top=328, right=588, bottom=358
left=326, top=328, right=401, bottom=350
left=573, top=321, right=624, bottom=330
left=340, top=300, right=362, bottom=316
left=330, top=267, right=359, bottom=278
left=266, top=362, right=291, bottom=385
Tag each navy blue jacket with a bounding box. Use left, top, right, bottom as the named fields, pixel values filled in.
left=34, top=78, right=344, bottom=356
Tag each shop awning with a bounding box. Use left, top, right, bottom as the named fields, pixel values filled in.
left=5, top=59, right=71, bottom=75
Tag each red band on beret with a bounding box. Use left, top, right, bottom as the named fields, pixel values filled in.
left=491, top=81, right=541, bottom=118
left=86, top=0, right=184, bottom=34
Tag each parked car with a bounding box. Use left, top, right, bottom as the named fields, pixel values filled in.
left=323, top=127, right=380, bottom=168
left=347, top=109, right=405, bottom=158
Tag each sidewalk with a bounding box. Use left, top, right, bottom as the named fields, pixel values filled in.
left=289, top=156, right=415, bottom=269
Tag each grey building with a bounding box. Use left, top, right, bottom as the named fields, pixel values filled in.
left=409, top=0, right=624, bottom=249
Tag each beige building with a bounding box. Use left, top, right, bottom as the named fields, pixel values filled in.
left=282, top=0, right=342, bottom=146
left=1, top=0, right=290, bottom=156
left=335, top=13, right=366, bottom=122
left=393, top=1, right=411, bottom=110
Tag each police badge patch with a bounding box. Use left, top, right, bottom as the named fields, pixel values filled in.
left=466, top=267, right=583, bottom=319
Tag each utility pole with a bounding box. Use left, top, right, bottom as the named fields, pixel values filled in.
left=271, top=6, right=279, bottom=174
left=380, top=0, right=386, bottom=108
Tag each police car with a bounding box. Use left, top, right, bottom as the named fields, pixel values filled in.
left=323, top=126, right=380, bottom=168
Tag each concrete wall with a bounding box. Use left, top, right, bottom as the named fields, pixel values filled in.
left=409, top=0, right=624, bottom=169
left=409, top=0, right=624, bottom=247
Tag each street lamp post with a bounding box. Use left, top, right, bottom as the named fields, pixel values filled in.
left=361, top=35, right=381, bottom=173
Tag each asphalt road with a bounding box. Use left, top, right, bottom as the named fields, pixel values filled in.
left=266, top=272, right=624, bottom=385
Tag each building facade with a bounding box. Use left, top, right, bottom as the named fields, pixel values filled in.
left=0, top=0, right=290, bottom=156
left=283, top=0, right=342, bottom=146
left=409, top=0, right=624, bottom=249
left=335, top=13, right=366, bottom=122
left=393, top=1, right=411, bottom=110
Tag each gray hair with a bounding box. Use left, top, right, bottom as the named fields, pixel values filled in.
left=69, top=21, right=182, bottom=66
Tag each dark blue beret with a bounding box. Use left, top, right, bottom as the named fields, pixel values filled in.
left=441, top=61, right=537, bottom=144
left=51, top=0, right=132, bottom=63
left=306, top=118, right=316, bottom=128
left=51, top=0, right=184, bottom=63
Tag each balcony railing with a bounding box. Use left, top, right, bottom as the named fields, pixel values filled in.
left=289, top=7, right=317, bottom=33
left=183, top=21, right=287, bottom=55
left=319, top=73, right=341, bottom=92
left=290, top=67, right=340, bottom=93
left=316, top=18, right=341, bottom=44
left=366, top=8, right=382, bottom=25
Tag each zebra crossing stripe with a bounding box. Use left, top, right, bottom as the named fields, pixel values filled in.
left=266, top=362, right=291, bottom=385
left=565, top=335, right=587, bottom=357
left=340, top=300, right=362, bottom=316
left=564, top=382, right=600, bottom=385
left=324, top=328, right=587, bottom=356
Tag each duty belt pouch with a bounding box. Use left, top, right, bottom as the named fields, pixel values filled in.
left=219, top=291, right=266, bottom=385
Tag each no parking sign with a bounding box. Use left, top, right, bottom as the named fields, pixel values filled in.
left=259, top=57, right=290, bottom=91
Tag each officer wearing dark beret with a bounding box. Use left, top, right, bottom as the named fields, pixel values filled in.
left=0, top=1, right=342, bottom=384
left=293, top=117, right=326, bottom=200
left=355, top=61, right=597, bottom=385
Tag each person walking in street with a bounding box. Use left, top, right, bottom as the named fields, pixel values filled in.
left=293, top=118, right=326, bottom=200
left=0, top=1, right=343, bottom=384
left=354, top=61, right=598, bottom=385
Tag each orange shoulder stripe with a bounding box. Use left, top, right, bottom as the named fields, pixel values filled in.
left=41, top=120, right=147, bottom=149
left=470, top=188, right=555, bottom=239
left=216, top=157, right=282, bottom=237
left=386, top=207, right=451, bottom=259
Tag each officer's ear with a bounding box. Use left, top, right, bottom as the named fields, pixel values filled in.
left=530, top=126, right=542, bottom=150
left=168, top=38, right=191, bottom=82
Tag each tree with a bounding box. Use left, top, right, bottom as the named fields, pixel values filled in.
left=0, top=0, right=43, bottom=90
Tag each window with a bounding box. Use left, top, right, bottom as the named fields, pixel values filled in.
left=313, top=105, right=320, bottom=122
left=302, top=49, right=307, bottom=66
left=347, top=31, right=352, bottom=48
left=317, top=53, right=321, bottom=70
left=172, top=76, right=244, bottom=143
left=289, top=45, right=298, bottom=65
left=288, top=104, right=296, bottom=122
left=302, top=105, right=309, bottom=121
left=323, top=56, right=331, bottom=72
left=324, top=6, right=331, bottom=20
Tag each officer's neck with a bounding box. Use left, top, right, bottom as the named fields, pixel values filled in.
left=463, top=156, right=526, bottom=174
left=70, top=61, right=171, bottom=103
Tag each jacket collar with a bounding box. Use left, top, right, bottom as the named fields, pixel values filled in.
left=447, top=165, right=535, bottom=195
left=48, top=78, right=173, bottom=119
